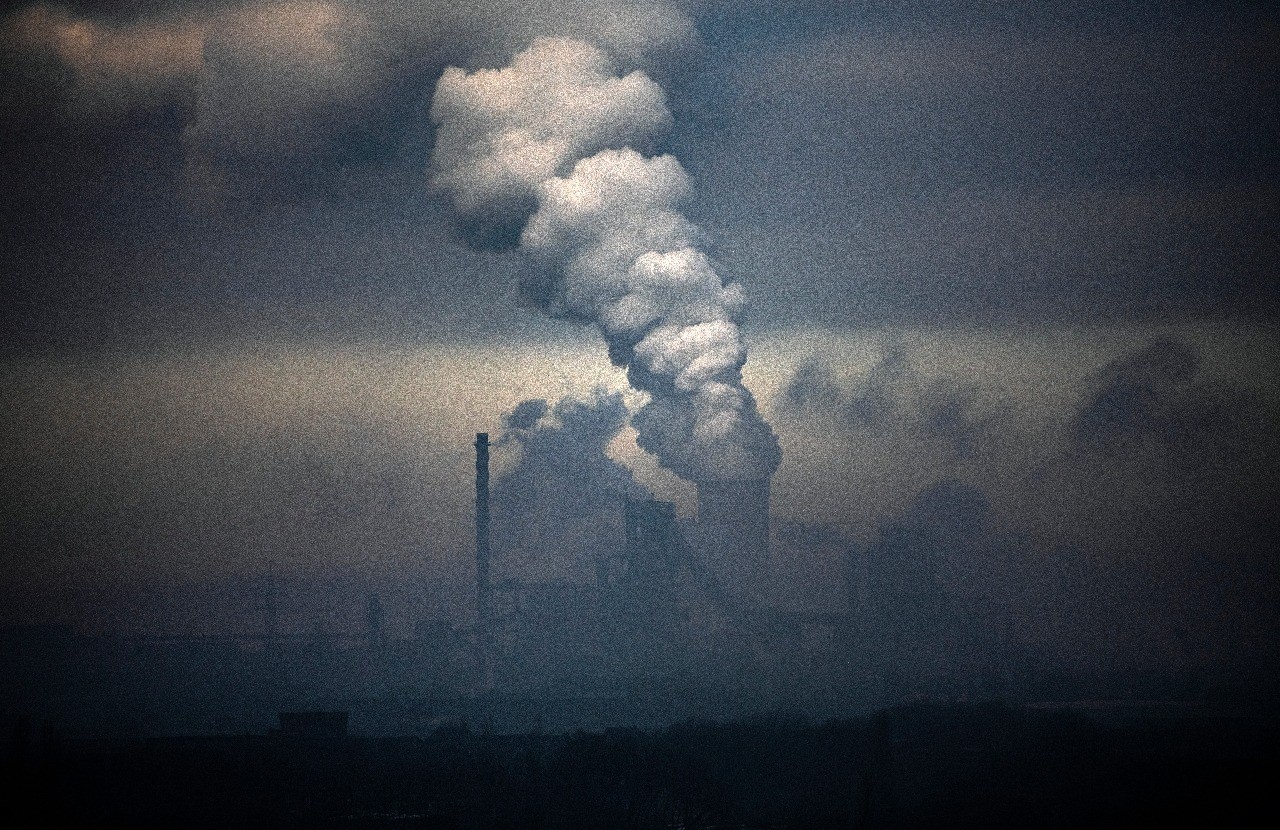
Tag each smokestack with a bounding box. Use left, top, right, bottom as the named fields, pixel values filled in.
left=697, top=478, right=772, bottom=597
left=474, top=432, right=491, bottom=624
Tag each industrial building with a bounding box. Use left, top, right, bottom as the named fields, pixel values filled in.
left=468, top=432, right=855, bottom=705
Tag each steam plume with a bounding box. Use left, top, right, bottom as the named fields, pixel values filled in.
left=429, top=37, right=780, bottom=483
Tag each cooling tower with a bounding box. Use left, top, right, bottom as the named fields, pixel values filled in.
left=696, top=478, right=772, bottom=596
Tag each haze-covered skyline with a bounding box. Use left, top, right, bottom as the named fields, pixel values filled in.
left=2, top=1, right=1277, bottom=685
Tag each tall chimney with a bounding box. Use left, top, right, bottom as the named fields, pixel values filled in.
left=474, top=432, right=491, bottom=624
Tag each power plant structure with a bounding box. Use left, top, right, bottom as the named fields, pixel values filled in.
left=468, top=431, right=825, bottom=698
left=453, top=427, right=1010, bottom=724
left=0, top=431, right=1005, bottom=741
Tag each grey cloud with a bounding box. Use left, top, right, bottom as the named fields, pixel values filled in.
left=383, top=0, right=696, bottom=71
left=1045, top=339, right=1278, bottom=568
left=1074, top=339, right=1199, bottom=446
left=0, top=3, right=205, bottom=115
left=183, top=4, right=389, bottom=158
left=492, top=391, right=648, bottom=584
left=845, top=340, right=907, bottom=428
left=6, top=0, right=1277, bottom=351
left=677, top=8, right=1279, bottom=328
left=915, top=380, right=999, bottom=463
left=502, top=398, right=549, bottom=432
left=779, top=360, right=842, bottom=411
left=495, top=392, right=643, bottom=502
left=719, top=16, right=1278, bottom=190
left=4, top=0, right=696, bottom=204
left=775, top=336, right=1278, bottom=673
left=781, top=340, right=999, bottom=464
left=1070, top=338, right=1272, bottom=461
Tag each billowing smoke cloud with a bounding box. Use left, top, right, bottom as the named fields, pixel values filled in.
left=430, top=37, right=781, bottom=484
left=492, top=391, right=647, bottom=583
left=429, top=38, right=671, bottom=240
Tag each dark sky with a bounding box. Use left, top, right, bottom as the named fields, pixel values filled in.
left=1, top=1, right=1277, bottom=669
left=3, top=0, right=1276, bottom=345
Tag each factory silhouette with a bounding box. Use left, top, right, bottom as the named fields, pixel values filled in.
left=390, top=424, right=1017, bottom=728
left=1, top=417, right=1033, bottom=739
left=10, top=386, right=1261, bottom=740
left=471, top=426, right=803, bottom=707
left=5, top=424, right=1274, bottom=828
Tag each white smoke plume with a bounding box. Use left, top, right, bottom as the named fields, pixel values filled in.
left=429, top=37, right=780, bottom=483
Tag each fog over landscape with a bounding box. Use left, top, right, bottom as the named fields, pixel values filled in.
left=3, top=4, right=1278, bottom=826
left=2, top=0, right=1277, bottom=732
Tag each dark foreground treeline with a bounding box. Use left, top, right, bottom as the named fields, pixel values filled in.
left=3, top=702, right=1274, bottom=829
